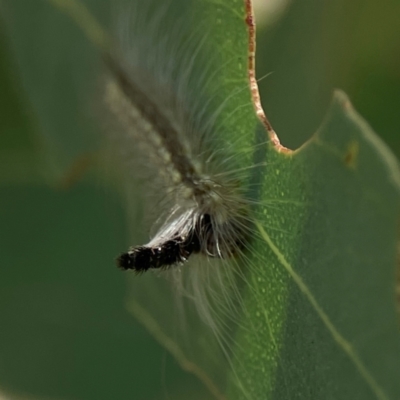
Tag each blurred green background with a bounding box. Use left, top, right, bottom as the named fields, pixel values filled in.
left=0, top=0, right=399, bottom=399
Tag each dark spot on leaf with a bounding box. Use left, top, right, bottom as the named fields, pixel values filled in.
left=343, top=140, right=359, bottom=169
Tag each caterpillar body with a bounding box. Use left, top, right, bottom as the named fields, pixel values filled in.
left=103, top=1, right=277, bottom=397
left=105, top=3, right=265, bottom=275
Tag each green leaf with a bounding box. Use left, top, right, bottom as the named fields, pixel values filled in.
left=230, top=90, right=400, bottom=399
left=119, top=1, right=400, bottom=398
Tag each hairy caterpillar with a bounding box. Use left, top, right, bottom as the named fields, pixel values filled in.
left=109, top=48, right=251, bottom=273
left=103, top=0, right=280, bottom=396
left=105, top=2, right=274, bottom=274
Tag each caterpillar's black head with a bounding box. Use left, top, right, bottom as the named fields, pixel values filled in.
left=116, top=233, right=200, bottom=273
left=116, top=247, right=154, bottom=273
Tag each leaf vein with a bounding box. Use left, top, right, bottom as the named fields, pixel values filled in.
left=256, top=221, right=390, bottom=400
